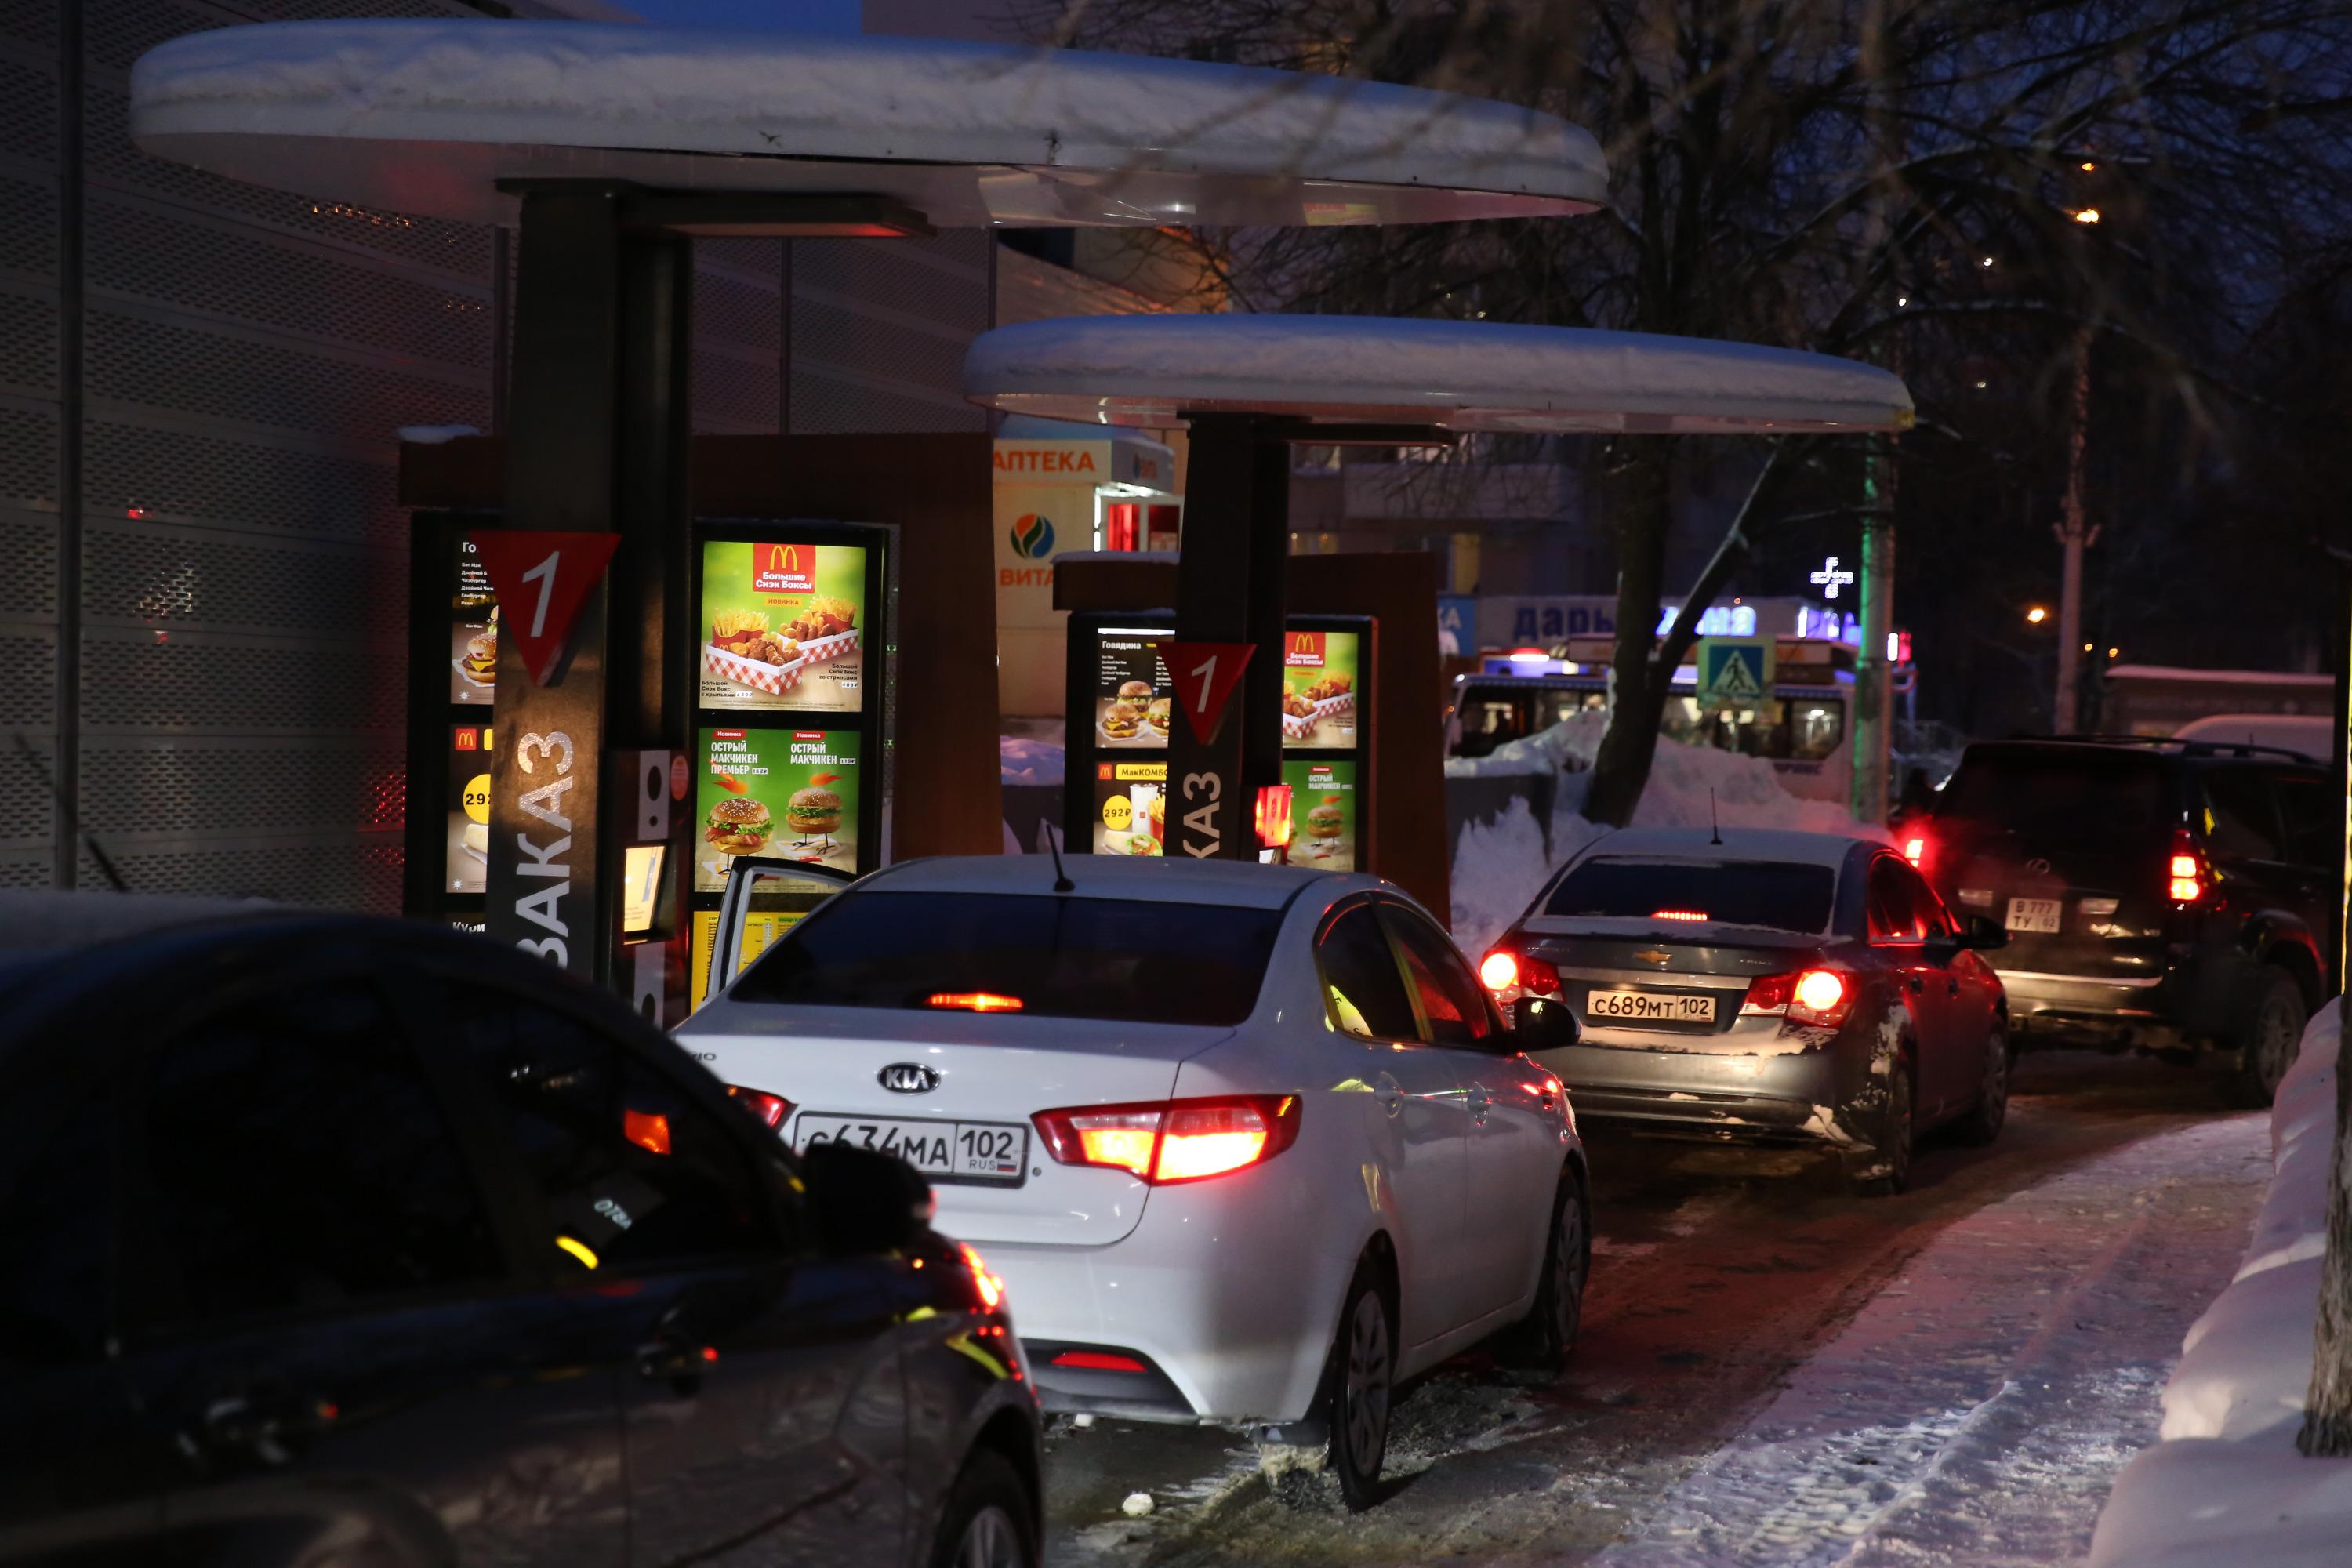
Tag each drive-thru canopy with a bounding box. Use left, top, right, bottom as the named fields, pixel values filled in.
left=964, top=314, right=1917, bottom=434
left=129, top=20, right=1606, bottom=229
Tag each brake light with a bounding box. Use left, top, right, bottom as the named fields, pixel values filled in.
left=726, top=1085, right=793, bottom=1131
left=1033, top=1095, right=1302, bottom=1185
left=927, top=991, right=1024, bottom=1012
left=1789, top=968, right=1854, bottom=1027
left=1479, top=947, right=1559, bottom=999
left=1741, top=971, right=1796, bottom=1013
left=2169, top=828, right=2206, bottom=903
left=1903, top=835, right=1928, bottom=869
left=1652, top=909, right=1708, bottom=922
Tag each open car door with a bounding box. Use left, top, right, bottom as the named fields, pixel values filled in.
left=699, top=857, right=856, bottom=1012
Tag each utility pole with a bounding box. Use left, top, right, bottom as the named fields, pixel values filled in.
left=2054, top=321, right=2096, bottom=731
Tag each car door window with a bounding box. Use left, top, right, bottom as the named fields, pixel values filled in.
left=1315, top=902, right=1420, bottom=1042
left=441, top=985, right=787, bottom=1273
left=1385, top=909, right=1502, bottom=1049
left=1893, top=861, right=1957, bottom=940
left=2272, top=772, right=2336, bottom=871
left=0, top=1087, right=112, bottom=1363
left=1867, top=858, right=1925, bottom=942
left=138, top=983, right=503, bottom=1327
left=2203, top=768, right=2284, bottom=859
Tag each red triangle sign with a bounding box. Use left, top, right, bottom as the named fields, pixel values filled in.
left=1160, top=641, right=1256, bottom=745
left=470, top=531, right=621, bottom=685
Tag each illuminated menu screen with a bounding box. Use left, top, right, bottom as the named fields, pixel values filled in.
left=448, top=535, right=495, bottom=706
left=1091, top=758, right=1167, bottom=857
left=1282, top=758, right=1358, bottom=873
left=445, top=723, right=492, bottom=894
left=1091, top=628, right=1174, bottom=750
left=698, top=541, right=869, bottom=713
left=695, top=727, right=862, bottom=888
left=1279, top=630, right=1359, bottom=751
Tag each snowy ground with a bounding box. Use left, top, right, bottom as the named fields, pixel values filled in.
left=1040, top=1052, right=2268, bottom=1567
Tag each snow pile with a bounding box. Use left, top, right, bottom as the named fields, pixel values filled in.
left=1448, top=711, right=1884, bottom=951
left=1000, top=736, right=1065, bottom=786
left=2088, top=1002, right=2352, bottom=1568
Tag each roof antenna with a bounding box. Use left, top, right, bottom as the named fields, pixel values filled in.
left=1040, top=818, right=1076, bottom=894
left=1709, top=789, right=1723, bottom=847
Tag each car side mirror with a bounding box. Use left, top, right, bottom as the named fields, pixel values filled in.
left=800, top=1141, right=936, bottom=1257
left=1959, top=914, right=2008, bottom=952
left=1515, top=995, right=1581, bottom=1054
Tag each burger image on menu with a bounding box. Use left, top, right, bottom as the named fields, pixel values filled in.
left=786, top=786, right=844, bottom=842
left=463, top=608, right=499, bottom=683
left=1306, top=797, right=1346, bottom=841
left=705, top=793, right=775, bottom=858
left=1101, top=702, right=1144, bottom=742
left=1148, top=696, right=1171, bottom=738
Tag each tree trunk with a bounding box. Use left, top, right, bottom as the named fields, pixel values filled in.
left=2299, top=996, right=2352, bottom=1453
left=1584, top=439, right=1675, bottom=827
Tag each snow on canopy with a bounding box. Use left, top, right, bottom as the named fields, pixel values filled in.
left=129, top=20, right=1604, bottom=229
left=963, top=315, right=1915, bottom=434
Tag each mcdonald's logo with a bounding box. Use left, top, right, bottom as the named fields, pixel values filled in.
left=752, top=542, right=816, bottom=594
left=1284, top=630, right=1327, bottom=667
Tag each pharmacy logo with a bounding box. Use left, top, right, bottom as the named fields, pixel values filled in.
left=1009, top=514, right=1056, bottom=559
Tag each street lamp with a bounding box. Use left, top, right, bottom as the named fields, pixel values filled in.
left=2072, top=208, right=2102, bottom=225
left=2027, top=605, right=2049, bottom=625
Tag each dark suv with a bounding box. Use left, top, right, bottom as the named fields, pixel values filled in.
left=1916, top=738, right=2332, bottom=1103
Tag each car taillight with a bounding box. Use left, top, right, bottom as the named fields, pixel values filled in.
left=1652, top=909, right=1708, bottom=922
left=1789, top=968, right=1853, bottom=1027
left=1903, top=834, right=1928, bottom=869
left=1033, top=1095, right=1301, bottom=1185
left=959, top=1242, right=1004, bottom=1312
left=2169, top=828, right=2207, bottom=903
left=1479, top=947, right=1559, bottom=1000
left=726, top=1085, right=793, bottom=1131
left=1051, top=1349, right=1148, bottom=1373
left=1741, top=971, right=1797, bottom=1014
left=927, top=991, right=1024, bottom=1012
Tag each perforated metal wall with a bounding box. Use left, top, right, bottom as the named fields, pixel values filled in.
left=790, top=230, right=991, bottom=434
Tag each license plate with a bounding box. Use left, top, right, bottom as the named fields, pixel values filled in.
left=1586, top=989, right=1719, bottom=1025
left=2005, top=897, right=2063, bottom=935
left=795, top=1114, right=1029, bottom=1185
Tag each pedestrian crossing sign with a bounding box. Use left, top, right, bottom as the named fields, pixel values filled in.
left=1697, top=637, right=1773, bottom=707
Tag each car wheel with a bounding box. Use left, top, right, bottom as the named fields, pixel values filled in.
left=1496, top=1168, right=1589, bottom=1377
left=1846, top=1063, right=1913, bottom=1197
left=927, top=1450, right=1036, bottom=1568
left=2230, top=969, right=2307, bottom=1109
left=1274, top=1258, right=1394, bottom=1512
left=1954, top=1025, right=2010, bottom=1145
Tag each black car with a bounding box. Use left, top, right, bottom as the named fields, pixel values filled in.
left=0, top=895, right=1041, bottom=1568
left=1915, top=738, right=2331, bottom=1105
left=1480, top=827, right=2011, bottom=1194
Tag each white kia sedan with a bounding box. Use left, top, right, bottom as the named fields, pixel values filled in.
left=681, top=854, right=1590, bottom=1508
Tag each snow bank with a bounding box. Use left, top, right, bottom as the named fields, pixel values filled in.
left=2088, top=1003, right=2350, bottom=1568
left=1447, top=711, right=1885, bottom=952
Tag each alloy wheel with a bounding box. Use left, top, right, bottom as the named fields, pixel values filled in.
left=1552, top=1190, right=1588, bottom=1346
left=955, top=1505, right=1025, bottom=1568
left=2256, top=989, right=2300, bottom=1098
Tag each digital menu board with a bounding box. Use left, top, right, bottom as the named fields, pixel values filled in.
left=444, top=722, right=492, bottom=893
left=1283, top=757, right=1357, bottom=872
left=697, top=540, right=869, bottom=713
left=1090, top=629, right=1175, bottom=749
left=690, top=907, right=807, bottom=1011
left=1091, top=759, right=1167, bottom=857
left=448, top=535, right=496, bottom=706
left=1279, top=630, right=1359, bottom=751
left=695, top=726, right=862, bottom=888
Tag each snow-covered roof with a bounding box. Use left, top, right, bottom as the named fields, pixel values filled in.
left=962, top=316, right=1915, bottom=434
left=129, top=21, right=1606, bottom=230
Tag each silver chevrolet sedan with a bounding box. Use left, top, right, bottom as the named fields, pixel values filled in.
left=1477, top=828, right=2011, bottom=1194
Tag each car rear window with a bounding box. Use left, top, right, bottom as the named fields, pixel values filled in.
left=729, top=891, right=1282, bottom=1027
left=1541, top=857, right=1838, bottom=934
left=1936, top=750, right=2172, bottom=860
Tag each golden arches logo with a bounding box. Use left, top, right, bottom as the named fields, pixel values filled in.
left=1292, top=633, right=1317, bottom=654
left=768, top=545, right=801, bottom=574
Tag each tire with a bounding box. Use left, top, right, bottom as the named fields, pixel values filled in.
left=1496, top=1169, right=1590, bottom=1377
left=1953, top=1024, right=2011, bottom=1146
left=927, top=1450, right=1036, bottom=1568
left=2230, top=969, right=2307, bottom=1109
left=1846, top=1063, right=1914, bottom=1197
left=1279, top=1258, right=1394, bottom=1512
